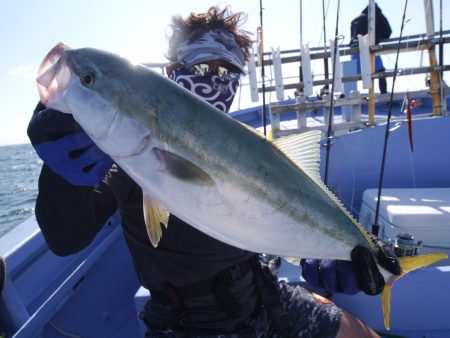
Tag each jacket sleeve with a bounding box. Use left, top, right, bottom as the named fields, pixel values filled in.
left=377, top=12, right=392, bottom=40
left=35, top=164, right=118, bottom=256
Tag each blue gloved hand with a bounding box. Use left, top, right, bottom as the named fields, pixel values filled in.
left=302, top=243, right=387, bottom=296
left=301, top=259, right=361, bottom=295
left=27, top=102, right=113, bottom=186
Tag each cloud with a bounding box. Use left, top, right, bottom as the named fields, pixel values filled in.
left=8, top=65, right=36, bottom=78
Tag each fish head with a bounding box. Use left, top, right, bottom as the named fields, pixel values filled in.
left=36, top=43, right=155, bottom=158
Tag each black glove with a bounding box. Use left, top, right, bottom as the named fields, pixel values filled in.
left=350, top=235, right=401, bottom=296
left=27, top=102, right=113, bottom=186
left=302, top=242, right=393, bottom=296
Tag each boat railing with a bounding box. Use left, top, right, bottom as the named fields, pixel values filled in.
left=270, top=86, right=450, bottom=138
left=249, top=29, right=450, bottom=88
left=242, top=29, right=450, bottom=138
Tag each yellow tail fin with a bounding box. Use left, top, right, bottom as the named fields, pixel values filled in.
left=381, top=253, right=448, bottom=330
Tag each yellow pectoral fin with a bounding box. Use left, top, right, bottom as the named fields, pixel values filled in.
left=143, top=194, right=170, bottom=248
left=380, top=253, right=448, bottom=331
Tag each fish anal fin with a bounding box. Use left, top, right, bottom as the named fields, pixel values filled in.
left=283, top=257, right=301, bottom=265
left=143, top=193, right=169, bottom=248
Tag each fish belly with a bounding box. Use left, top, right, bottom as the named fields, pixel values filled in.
left=117, top=150, right=359, bottom=260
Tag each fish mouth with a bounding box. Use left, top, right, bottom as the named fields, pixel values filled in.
left=36, top=43, right=72, bottom=106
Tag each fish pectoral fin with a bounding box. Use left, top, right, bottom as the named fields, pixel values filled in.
left=380, top=253, right=448, bottom=330
left=143, top=193, right=170, bottom=248
left=153, top=148, right=215, bottom=187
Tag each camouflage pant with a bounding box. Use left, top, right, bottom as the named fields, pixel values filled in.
left=144, top=282, right=341, bottom=338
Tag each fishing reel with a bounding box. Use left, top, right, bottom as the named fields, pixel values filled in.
left=425, top=73, right=431, bottom=88
left=316, top=86, right=330, bottom=100
left=393, top=233, right=422, bottom=257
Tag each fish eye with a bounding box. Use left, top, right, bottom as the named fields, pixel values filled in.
left=80, top=71, right=95, bottom=86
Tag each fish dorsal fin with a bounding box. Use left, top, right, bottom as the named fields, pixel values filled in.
left=272, top=131, right=371, bottom=245
left=272, top=130, right=322, bottom=180
left=143, top=193, right=170, bottom=248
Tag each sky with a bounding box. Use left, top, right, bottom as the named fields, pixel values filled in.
left=0, top=0, right=448, bottom=146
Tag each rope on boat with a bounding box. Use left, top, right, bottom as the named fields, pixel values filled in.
left=372, top=0, right=409, bottom=236
left=48, top=321, right=81, bottom=338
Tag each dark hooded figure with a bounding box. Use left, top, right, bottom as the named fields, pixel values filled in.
left=350, top=3, right=392, bottom=94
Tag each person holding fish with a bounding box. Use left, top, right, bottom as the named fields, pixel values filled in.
left=28, top=5, right=389, bottom=338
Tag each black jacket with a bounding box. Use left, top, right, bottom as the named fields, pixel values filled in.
left=35, top=164, right=257, bottom=328
left=350, top=4, right=392, bottom=47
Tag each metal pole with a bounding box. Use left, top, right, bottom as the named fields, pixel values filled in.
left=424, top=0, right=442, bottom=116
left=299, top=0, right=304, bottom=84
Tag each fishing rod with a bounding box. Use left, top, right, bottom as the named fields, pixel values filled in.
left=259, top=0, right=267, bottom=137
left=439, top=0, right=443, bottom=68
left=372, top=0, right=409, bottom=237
left=321, top=0, right=330, bottom=92
left=323, top=0, right=340, bottom=186
left=439, top=0, right=445, bottom=115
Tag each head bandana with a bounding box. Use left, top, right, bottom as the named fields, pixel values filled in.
left=169, top=67, right=239, bottom=113
left=176, top=29, right=246, bottom=73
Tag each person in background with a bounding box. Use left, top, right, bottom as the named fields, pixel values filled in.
left=350, top=2, right=392, bottom=95
left=28, top=6, right=383, bottom=338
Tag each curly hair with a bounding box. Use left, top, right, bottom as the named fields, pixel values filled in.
left=166, top=6, right=253, bottom=64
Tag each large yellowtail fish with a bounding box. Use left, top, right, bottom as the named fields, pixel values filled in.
left=36, top=43, right=446, bottom=330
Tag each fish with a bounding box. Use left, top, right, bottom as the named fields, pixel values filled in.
left=36, top=43, right=446, bottom=330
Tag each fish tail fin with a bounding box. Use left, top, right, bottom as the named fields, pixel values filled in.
left=397, top=253, right=448, bottom=273
left=381, top=253, right=448, bottom=330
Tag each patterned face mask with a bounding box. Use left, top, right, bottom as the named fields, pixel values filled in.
left=169, top=67, right=239, bottom=113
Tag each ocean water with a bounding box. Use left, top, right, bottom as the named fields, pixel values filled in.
left=0, top=143, right=41, bottom=237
